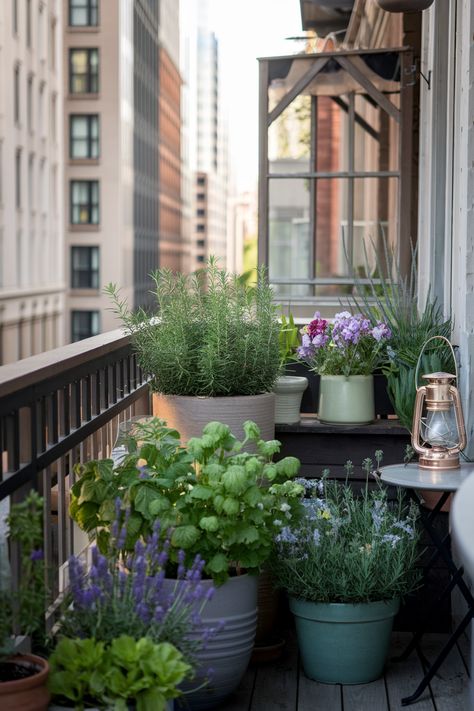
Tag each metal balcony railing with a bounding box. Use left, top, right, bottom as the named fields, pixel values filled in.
left=0, top=329, right=152, bottom=625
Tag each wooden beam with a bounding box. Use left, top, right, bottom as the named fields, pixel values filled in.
left=258, top=60, right=269, bottom=267
left=336, top=56, right=401, bottom=124
left=267, top=56, right=329, bottom=126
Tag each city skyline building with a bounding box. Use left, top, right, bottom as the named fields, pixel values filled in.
left=0, top=0, right=65, bottom=365
left=64, top=0, right=161, bottom=341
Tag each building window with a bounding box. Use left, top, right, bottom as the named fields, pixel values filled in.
left=14, top=65, right=20, bottom=124
left=197, top=176, right=205, bottom=186
left=69, top=48, right=99, bottom=94
left=71, top=310, right=100, bottom=342
left=70, top=114, right=99, bottom=159
left=197, top=192, right=205, bottom=200
left=70, top=180, right=99, bottom=224
left=197, top=239, right=205, bottom=248
left=196, top=208, right=205, bottom=217
left=69, top=0, right=99, bottom=27
left=15, top=149, right=21, bottom=209
left=196, top=224, right=205, bottom=233
left=197, top=255, right=205, bottom=263
left=71, top=246, right=99, bottom=288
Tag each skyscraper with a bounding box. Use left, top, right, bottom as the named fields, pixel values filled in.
left=64, top=0, right=160, bottom=341
left=0, top=0, right=65, bottom=364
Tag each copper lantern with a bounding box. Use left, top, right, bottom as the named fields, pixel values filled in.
left=411, top=338, right=466, bottom=470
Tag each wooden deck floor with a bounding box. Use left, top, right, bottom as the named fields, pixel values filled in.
left=216, top=633, right=470, bottom=711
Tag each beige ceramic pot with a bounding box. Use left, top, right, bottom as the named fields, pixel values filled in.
left=152, top=392, right=275, bottom=443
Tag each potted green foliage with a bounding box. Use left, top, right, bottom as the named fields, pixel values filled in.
left=0, top=492, right=50, bottom=711
left=352, top=241, right=453, bottom=431
left=272, top=457, right=420, bottom=684
left=297, top=311, right=392, bottom=424
left=274, top=313, right=308, bottom=424
left=69, top=418, right=303, bottom=708
left=48, top=520, right=210, bottom=710
left=106, top=259, right=280, bottom=443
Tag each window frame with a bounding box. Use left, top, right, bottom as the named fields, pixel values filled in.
left=69, top=48, right=99, bottom=95
left=68, top=0, right=99, bottom=27
left=69, top=114, right=100, bottom=159
left=71, top=310, right=100, bottom=342
left=70, top=179, right=100, bottom=225
left=70, top=245, right=100, bottom=289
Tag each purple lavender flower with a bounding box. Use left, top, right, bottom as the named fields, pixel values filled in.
left=30, top=549, right=44, bottom=561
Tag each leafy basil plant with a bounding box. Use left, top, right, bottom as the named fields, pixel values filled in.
left=70, top=418, right=304, bottom=585
left=49, top=635, right=190, bottom=711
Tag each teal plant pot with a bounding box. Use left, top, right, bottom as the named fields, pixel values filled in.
left=318, top=374, right=374, bottom=425
left=289, top=597, right=399, bottom=684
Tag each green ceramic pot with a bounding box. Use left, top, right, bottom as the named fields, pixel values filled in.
left=289, top=597, right=399, bottom=684
left=318, top=374, right=374, bottom=425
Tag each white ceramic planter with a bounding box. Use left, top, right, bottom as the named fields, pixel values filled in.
left=318, top=375, right=374, bottom=425
left=152, top=392, right=275, bottom=444
left=172, top=574, right=258, bottom=710
left=274, top=375, right=308, bottom=424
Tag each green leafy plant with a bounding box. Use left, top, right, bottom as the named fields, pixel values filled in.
left=351, top=240, right=453, bottom=429
left=0, top=491, right=46, bottom=658
left=105, top=258, right=280, bottom=397
left=49, top=636, right=190, bottom=711
left=272, top=457, right=420, bottom=603
left=278, top=313, right=300, bottom=370
left=69, top=418, right=304, bottom=584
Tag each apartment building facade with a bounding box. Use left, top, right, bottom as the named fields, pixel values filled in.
left=64, top=0, right=160, bottom=340
left=0, top=0, right=65, bottom=364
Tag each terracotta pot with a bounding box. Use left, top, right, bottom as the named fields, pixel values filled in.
left=0, top=654, right=50, bottom=711
left=152, top=392, right=275, bottom=444
left=376, top=0, right=434, bottom=11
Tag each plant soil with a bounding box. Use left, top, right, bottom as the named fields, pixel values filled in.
left=0, top=661, right=38, bottom=682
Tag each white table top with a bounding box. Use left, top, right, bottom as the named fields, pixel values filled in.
left=452, top=473, right=474, bottom=580
left=380, top=462, right=474, bottom=492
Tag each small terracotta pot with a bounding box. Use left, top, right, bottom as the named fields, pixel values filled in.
left=0, top=654, right=50, bottom=711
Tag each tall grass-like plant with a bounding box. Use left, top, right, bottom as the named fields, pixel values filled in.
left=105, top=258, right=280, bottom=397
left=350, top=239, right=452, bottom=429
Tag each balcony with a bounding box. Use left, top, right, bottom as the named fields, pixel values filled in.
left=0, top=331, right=471, bottom=709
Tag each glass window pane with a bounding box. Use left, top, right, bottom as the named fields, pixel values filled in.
left=268, top=96, right=311, bottom=175
left=353, top=95, right=399, bottom=173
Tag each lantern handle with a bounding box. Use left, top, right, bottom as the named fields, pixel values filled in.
left=414, top=336, right=458, bottom=389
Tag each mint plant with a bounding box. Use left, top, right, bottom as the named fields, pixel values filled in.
left=69, top=418, right=304, bottom=584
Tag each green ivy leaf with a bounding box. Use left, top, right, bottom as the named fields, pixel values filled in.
left=244, top=486, right=262, bottom=507
left=188, top=485, right=213, bottom=500
left=235, top=524, right=260, bottom=544
left=213, top=494, right=225, bottom=513
left=222, top=497, right=240, bottom=515
left=207, top=552, right=228, bottom=574
left=275, top=456, right=301, bottom=478
left=148, top=497, right=171, bottom=516
left=257, top=439, right=281, bottom=457
left=133, top=483, right=167, bottom=520
left=243, top=421, right=260, bottom=441
left=171, top=525, right=200, bottom=549
left=221, top=465, right=248, bottom=495
left=74, top=501, right=100, bottom=531
left=124, top=512, right=144, bottom=549
left=199, top=516, right=219, bottom=532
left=98, top=498, right=116, bottom=523
left=262, top=464, right=278, bottom=481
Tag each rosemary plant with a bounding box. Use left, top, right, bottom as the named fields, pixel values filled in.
left=105, top=258, right=280, bottom=397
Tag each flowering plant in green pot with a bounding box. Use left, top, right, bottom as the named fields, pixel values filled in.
left=272, top=455, right=420, bottom=684
left=297, top=311, right=392, bottom=424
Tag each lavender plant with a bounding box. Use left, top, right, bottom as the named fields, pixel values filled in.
left=59, top=509, right=218, bottom=672
left=272, top=457, right=420, bottom=603
left=297, top=311, right=391, bottom=377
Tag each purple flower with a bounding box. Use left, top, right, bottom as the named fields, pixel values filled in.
left=30, top=549, right=44, bottom=561
left=372, top=322, right=392, bottom=342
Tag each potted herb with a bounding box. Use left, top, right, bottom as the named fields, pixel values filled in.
left=272, top=457, right=419, bottom=684
left=69, top=418, right=303, bottom=708
left=0, top=492, right=50, bottom=711
left=106, top=259, right=280, bottom=443
left=48, top=521, right=209, bottom=710
left=297, top=311, right=392, bottom=424
left=274, top=313, right=308, bottom=424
